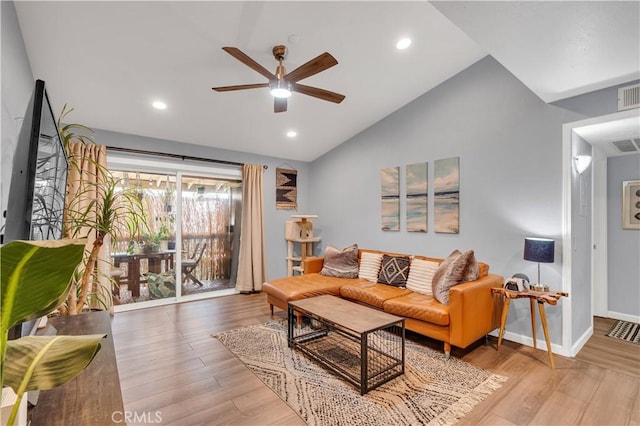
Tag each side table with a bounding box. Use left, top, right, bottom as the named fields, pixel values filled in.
left=491, top=287, right=568, bottom=369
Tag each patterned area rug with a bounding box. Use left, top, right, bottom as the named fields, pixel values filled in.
left=213, top=321, right=507, bottom=425
left=606, top=320, right=640, bottom=344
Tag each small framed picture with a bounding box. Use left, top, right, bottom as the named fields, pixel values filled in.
left=622, top=180, right=640, bottom=230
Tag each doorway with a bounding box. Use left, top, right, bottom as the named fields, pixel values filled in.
left=562, top=108, right=640, bottom=355
left=107, top=153, right=243, bottom=311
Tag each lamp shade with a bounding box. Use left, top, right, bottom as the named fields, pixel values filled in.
left=524, top=237, right=555, bottom=263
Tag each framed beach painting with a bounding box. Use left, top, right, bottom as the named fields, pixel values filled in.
left=434, top=157, right=459, bottom=234
left=622, top=180, right=640, bottom=230
left=381, top=166, right=400, bottom=231
left=406, top=162, right=428, bottom=232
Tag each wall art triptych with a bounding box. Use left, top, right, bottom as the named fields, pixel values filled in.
left=380, top=157, right=459, bottom=234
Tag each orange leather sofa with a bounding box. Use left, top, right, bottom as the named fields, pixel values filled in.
left=263, top=249, right=504, bottom=357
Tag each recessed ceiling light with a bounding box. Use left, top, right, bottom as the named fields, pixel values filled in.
left=152, top=101, right=167, bottom=110
left=287, top=130, right=297, bottom=138
left=396, top=38, right=412, bottom=50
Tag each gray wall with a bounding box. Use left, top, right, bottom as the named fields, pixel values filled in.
left=571, top=134, right=593, bottom=340
left=607, top=154, right=640, bottom=318
left=1, top=1, right=35, bottom=233
left=94, top=128, right=312, bottom=281
left=552, top=80, right=640, bottom=117
left=308, top=56, right=595, bottom=345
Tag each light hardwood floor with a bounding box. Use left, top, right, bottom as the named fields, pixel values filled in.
left=111, top=293, right=640, bottom=425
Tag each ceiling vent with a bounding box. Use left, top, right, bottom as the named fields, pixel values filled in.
left=612, top=138, right=640, bottom=153
left=618, top=84, right=640, bottom=111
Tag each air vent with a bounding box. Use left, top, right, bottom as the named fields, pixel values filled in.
left=618, top=84, right=640, bottom=111
left=612, top=138, right=640, bottom=153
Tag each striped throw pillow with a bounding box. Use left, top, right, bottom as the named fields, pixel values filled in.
left=405, top=259, right=440, bottom=296
left=358, top=252, right=383, bottom=282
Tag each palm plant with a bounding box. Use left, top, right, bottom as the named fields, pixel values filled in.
left=57, top=106, right=148, bottom=315
left=62, top=168, right=147, bottom=314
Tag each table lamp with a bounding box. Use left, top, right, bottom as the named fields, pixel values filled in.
left=524, top=237, right=555, bottom=285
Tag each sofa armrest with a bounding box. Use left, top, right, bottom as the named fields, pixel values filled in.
left=447, top=274, right=504, bottom=348
left=303, top=257, right=324, bottom=274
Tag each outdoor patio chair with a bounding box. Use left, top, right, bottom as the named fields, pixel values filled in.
left=182, top=241, right=206, bottom=286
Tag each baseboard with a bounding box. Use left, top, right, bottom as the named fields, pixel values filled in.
left=499, top=330, right=571, bottom=357
left=570, top=325, right=593, bottom=357
left=607, top=311, right=640, bottom=324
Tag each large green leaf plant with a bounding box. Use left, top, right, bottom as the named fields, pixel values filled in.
left=1, top=239, right=105, bottom=425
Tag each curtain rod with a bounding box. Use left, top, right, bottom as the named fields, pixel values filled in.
left=106, top=146, right=268, bottom=169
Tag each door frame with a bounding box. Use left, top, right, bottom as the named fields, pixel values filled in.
left=562, top=108, right=638, bottom=356
left=108, top=152, right=242, bottom=312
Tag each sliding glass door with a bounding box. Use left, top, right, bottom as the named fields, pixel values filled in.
left=108, top=166, right=241, bottom=308
left=180, top=175, right=241, bottom=296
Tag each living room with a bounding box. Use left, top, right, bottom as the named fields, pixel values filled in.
left=2, top=1, right=639, bottom=425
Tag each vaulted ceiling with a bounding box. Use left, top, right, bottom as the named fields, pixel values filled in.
left=14, top=1, right=640, bottom=161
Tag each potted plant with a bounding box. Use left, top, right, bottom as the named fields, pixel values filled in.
left=58, top=106, right=148, bottom=315
left=1, top=239, right=104, bottom=425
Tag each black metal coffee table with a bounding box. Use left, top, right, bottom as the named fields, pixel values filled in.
left=288, top=295, right=405, bottom=395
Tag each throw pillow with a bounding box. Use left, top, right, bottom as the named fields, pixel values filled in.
left=319, top=244, right=359, bottom=278
left=358, top=252, right=383, bottom=282
left=377, top=254, right=411, bottom=287
left=432, top=250, right=479, bottom=305
left=405, top=258, right=440, bottom=296
left=147, top=271, right=176, bottom=299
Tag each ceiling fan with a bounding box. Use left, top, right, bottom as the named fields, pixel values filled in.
left=212, top=45, right=345, bottom=113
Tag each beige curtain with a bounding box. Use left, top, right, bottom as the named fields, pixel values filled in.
left=65, top=141, right=112, bottom=311
left=236, top=164, right=267, bottom=292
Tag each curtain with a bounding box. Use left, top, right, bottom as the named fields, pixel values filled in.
left=65, top=141, right=112, bottom=311
left=236, top=164, right=267, bottom=292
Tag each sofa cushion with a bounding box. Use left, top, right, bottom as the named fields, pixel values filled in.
left=340, top=281, right=411, bottom=309
left=405, top=258, right=440, bottom=296
left=320, top=244, right=359, bottom=278
left=147, top=271, right=176, bottom=299
left=383, top=292, right=450, bottom=326
left=264, top=273, right=358, bottom=303
left=358, top=251, right=383, bottom=282
left=377, top=254, right=410, bottom=287
left=432, top=250, right=479, bottom=305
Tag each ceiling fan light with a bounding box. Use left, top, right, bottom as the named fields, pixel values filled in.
left=271, top=88, right=291, bottom=98
left=270, top=81, right=292, bottom=98
left=396, top=38, right=412, bottom=50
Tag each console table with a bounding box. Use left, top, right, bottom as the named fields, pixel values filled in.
left=28, top=311, right=124, bottom=425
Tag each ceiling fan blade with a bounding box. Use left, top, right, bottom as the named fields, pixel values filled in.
left=222, top=47, right=276, bottom=80
left=292, top=83, right=345, bottom=104
left=284, top=52, right=338, bottom=83
left=212, top=83, right=269, bottom=92
left=274, top=97, right=287, bottom=113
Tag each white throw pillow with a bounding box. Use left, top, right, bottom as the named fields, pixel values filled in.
left=358, top=252, right=383, bottom=282
left=405, top=259, right=440, bottom=296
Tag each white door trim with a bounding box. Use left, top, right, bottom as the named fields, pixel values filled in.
left=562, top=108, right=639, bottom=357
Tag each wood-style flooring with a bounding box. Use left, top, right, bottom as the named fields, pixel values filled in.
left=111, top=293, right=640, bottom=425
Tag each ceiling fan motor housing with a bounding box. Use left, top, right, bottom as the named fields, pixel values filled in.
left=272, top=45, right=287, bottom=60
